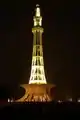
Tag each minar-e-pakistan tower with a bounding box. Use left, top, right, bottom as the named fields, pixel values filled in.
left=16, top=4, right=56, bottom=102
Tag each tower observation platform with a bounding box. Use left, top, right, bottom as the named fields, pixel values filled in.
left=15, top=4, right=56, bottom=102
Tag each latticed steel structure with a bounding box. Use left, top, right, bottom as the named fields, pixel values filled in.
left=16, top=4, right=56, bottom=102
left=29, top=4, right=46, bottom=84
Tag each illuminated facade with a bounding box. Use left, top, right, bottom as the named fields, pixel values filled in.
left=16, top=4, right=55, bottom=102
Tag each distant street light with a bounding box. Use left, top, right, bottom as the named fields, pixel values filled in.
left=8, top=98, right=10, bottom=102
left=78, top=99, right=80, bottom=102
left=58, top=100, right=62, bottom=103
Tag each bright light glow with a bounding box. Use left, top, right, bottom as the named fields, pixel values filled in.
left=25, top=94, right=50, bottom=102
left=29, top=57, right=47, bottom=84
left=34, top=20, right=37, bottom=26
left=36, top=7, right=40, bottom=17
left=58, top=100, right=62, bottom=103
left=34, top=18, right=42, bottom=26
left=39, top=18, right=42, bottom=26
left=78, top=99, right=80, bottom=102
left=8, top=98, right=10, bottom=102
left=29, top=80, right=46, bottom=84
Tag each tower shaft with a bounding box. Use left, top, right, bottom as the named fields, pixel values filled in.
left=29, top=5, right=47, bottom=84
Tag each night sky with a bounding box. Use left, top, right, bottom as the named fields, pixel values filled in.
left=0, top=1, right=80, bottom=100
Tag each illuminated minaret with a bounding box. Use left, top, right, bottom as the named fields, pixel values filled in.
left=15, top=5, right=56, bottom=102
left=29, top=4, right=47, bottom=84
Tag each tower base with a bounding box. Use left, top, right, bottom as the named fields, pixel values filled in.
left=15, top=84, right=56, bottom=102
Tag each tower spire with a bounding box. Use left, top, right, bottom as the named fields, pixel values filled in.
left=35, top=4, right=40, bottom=17
left=33, top=4, right=42, bottom=27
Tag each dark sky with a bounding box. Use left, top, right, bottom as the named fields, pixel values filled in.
left=0, top=0, right=80, bottom=99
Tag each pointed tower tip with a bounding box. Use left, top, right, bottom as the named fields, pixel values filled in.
left=35, top=4, right=40, bottom=17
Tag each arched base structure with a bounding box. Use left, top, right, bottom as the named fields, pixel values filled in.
left=15, top=84, right=56, bottom=102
